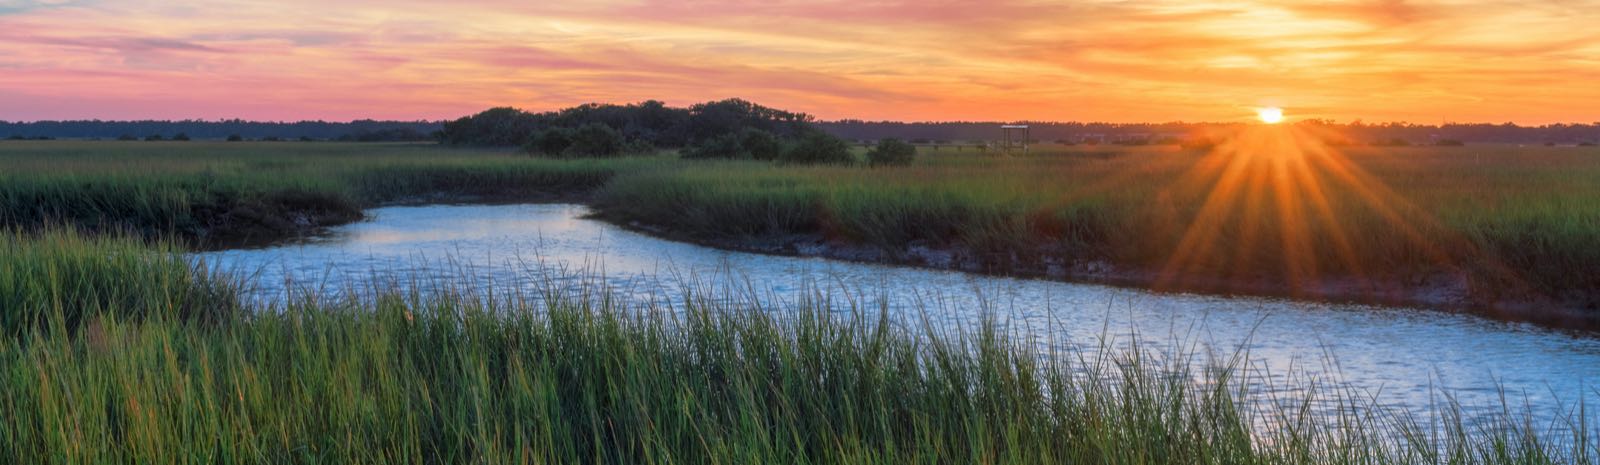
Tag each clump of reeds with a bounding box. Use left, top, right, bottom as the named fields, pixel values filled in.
left=0, top=232, right=1593, bottom=464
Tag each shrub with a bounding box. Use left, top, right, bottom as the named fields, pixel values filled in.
left=779, top=131, right=854, bottom=165
left=562, top=123, right=628, bottom=158
left=226, top=134, right=244, bottom=142
left=526, top=124, right=634, bottom=159
left=1434, top=139, right=1465, bottom=146
left=116, top=134, right=138, bottom=141
left=741, top=128, right=783, bottom=161
left=680, top=132, right=745, bottom=159
left=144, top=134, right=164, bottom=141
left=525, top=127, right=574, bottom=157
left=4, top=135, right=24, bottom=141
left=172, top=133, right=191, bottom=141
left=680, top=128, right=782, bottom=161
left=866, top=138, right=916, bottom=166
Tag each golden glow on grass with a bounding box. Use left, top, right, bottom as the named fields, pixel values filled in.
left=1153, top=123, right=1485, bottom=294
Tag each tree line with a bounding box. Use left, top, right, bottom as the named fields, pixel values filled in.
left=819, top=120, right=1600, bottom=146
left=0, top=119, right=440, bottom=141
left=12, top=104, right=1597, bottom=148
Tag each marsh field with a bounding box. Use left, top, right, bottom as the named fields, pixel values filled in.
left=5, top=138, right=1599, bottom=317
left=4, top=139, right=1600, bottom=463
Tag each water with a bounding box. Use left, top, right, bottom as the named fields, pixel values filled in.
left=198, top=203, right=1600, bottom=420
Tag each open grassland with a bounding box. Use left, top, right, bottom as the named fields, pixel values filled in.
left=1, top=231, right=1594, bottom=464
left=0, top=141, right=652, bottom=245
left=4, top=140, right=1600, bottom=319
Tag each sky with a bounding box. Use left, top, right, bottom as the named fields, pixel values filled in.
left=1, top=0, right=1597, bottom=123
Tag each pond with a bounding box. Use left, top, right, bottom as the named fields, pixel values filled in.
left=197, top=203, right=1600, bottom=420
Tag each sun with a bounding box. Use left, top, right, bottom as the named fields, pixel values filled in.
left=1256, top=107, right=1285, bottom=124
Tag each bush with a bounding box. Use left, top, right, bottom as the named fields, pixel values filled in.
left=525, top=127, right=574, bottom=156
left=866, top=138, right=916, bottom=166
left=526, top=124, right=636, bottom=159
left=172, top=133, right=191, bottom=141
left=680, top=128, right=782, bottom=161
left=680, top=132, right=745, bottom=159
left=144, top=134, right=164, bottom=141
left=116, top=134, right=138, bottom=141
left=562, top=123, right=628, bottom=158
left=226, top=134, right=244, bottom=142
left=4, top=135, right=24, bottom=141
left=741, top=128, right=782, bottom=161
left=779, top=131, right=854, bottom=165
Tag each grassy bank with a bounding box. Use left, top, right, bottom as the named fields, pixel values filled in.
left=1, top=232, right=1594, bottom=464
left=592, top=140, right=1600, bottom=316
left=0, top=141, right=651, bottom=245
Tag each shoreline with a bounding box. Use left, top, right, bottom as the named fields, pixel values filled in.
left=588, top=211, right=1600, bottom=333
left=183, top=195, right=1599, bottom=333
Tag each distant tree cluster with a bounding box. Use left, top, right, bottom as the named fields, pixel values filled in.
left=442, top=99, right=856, bottom=163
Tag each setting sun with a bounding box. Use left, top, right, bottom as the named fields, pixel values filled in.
left=1257, top=107, right=1285, bottom=124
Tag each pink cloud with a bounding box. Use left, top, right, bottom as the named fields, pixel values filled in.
left=0, top=0, right=1597, bottom=123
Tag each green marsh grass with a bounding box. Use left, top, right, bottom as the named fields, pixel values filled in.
left=593, top=144, right=1600, bottom=308
left=0, top=141, right=661, bottom=242
left=5, top=140, right=1600, bottom=312
left=0, top=232, right=1596, bottom=463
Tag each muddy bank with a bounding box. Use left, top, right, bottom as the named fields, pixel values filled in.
left=598, top=216, right=1600, bottom=332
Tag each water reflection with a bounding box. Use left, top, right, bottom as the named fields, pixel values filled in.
left=197, top=203, right=1600, bottom=421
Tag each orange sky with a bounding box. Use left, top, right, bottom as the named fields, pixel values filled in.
left=2, top=0, right=1597, bottom=123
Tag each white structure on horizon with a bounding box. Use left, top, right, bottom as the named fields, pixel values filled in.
left=1001, top=124, right=1030, bottom=154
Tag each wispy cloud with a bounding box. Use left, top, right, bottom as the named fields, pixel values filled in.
left=0, top=0, right=1596, bottom=122
left=0, top=0, right=81, bottom=15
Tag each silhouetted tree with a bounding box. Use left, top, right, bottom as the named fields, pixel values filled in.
left=681, top=132, right=746, bottom=159
left=779, top=131, right=854, bottom=165
left=526, top=127, right=574, bottom=157
left=560, top=123, right=628, bottom=158
left=741, top=128, right=782, bottom=161
left=866, top=138, right=916, bottom=166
